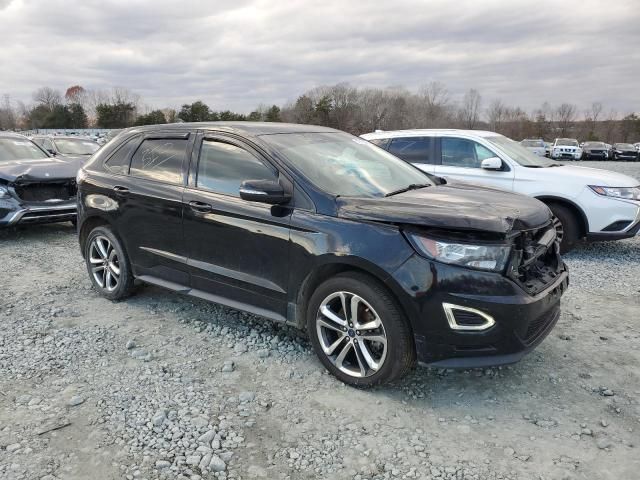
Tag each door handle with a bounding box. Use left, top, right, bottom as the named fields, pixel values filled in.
left=189, top=200, right=212, bottom=213
left=113, top=186, right=130, bottom=194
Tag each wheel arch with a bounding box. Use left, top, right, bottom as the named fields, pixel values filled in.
left=78, top=215, right=114, bottom=258
left=535, top=195, right=589, bottom=237
left=293, top=257, right=415, bottom=335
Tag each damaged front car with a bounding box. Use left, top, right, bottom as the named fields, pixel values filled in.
left=78, top=124, right=569, bottom=387
left=0, top=132, right=81, bottom=227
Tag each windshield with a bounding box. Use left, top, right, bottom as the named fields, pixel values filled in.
left=53, top=138, right=99, bottom=155
left=584, top=142, right=605, bottom=148
left=615, top=143, right=634, bottom=149
left=556, top=139, right=578, bottom=147
left=261, top=132, right=434, bottom=197
left=0, top=137, right=49, bottom=161
left=521, top=140, right=544, bottom=147
left=486, top=135, right=556, bottom=167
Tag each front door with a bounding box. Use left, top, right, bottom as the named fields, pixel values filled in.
left=182, top=134, right=292, bottom=319
left=434, top=136, right=515, bottom=191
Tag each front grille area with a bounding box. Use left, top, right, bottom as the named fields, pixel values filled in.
left=523, top=306, right=560, bottom=345
left=14, top=181, right=77, bottom=203
left=508, top=224, right=564, bottom=295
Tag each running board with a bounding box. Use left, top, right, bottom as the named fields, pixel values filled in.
left=136, top=275, right=287, bottom=324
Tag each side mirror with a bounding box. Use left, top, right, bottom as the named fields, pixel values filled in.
left=480, top=157, right=502, bottom=170
left=239, top=179, right=291, bottom=205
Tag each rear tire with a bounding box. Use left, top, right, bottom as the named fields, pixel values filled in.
left=547, top=203, right=580, bottom=254
left=85, top=226, right=135, bottom=300
left=306, top=272, right=415, bottom=387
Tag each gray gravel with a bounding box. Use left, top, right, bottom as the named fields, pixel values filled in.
left=0, top=162, right=638, bottom=480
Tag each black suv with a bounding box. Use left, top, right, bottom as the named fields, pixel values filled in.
left=77, top=123, right=568, bottom=387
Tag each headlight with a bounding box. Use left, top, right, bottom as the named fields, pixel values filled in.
left=0, top=185, right=9, bottom=199
left=405, top=233, right=512, bottom=272
left=589, top=185, right=640, bottom=201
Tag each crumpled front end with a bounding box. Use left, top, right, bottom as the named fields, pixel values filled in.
left=0, top=178, right=77, bottom=227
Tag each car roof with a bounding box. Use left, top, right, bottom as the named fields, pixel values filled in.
left=123, top=122, right=339, bottom=136
left=360, top=129, right=500, bottom=140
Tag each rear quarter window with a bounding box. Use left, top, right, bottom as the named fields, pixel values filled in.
left=104, top=135, right=141, bottom=175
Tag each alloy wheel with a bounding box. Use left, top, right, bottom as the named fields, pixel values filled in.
left=552, top=215, right=564, bottom=244
left=89, top=235, right=121, bottom=292
left=316, top=291, right=387, bottom=378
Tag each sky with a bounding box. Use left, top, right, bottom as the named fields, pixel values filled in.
left=1, top=0, right=639, bottom=115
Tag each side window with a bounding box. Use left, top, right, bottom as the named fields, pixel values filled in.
left=104, top=135, right=140, bottom=175
left=196, top=140, right=277, bottom=197
left=475, top=143, right=496, bottom=161
left=388, top=137, right=433, bottom=163
left=129, top=138, right=188, bottom=184
left=441, top=138, right=496, bottom=168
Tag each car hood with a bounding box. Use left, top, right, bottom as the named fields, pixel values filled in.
left=0, top=157, right=84, bottom=183
left=336, top=183, right=551, bottom=234
left=540, top=165, right=639, bottom=187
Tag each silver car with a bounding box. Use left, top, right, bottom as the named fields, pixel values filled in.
left=520, top=138, right=546, bottom=157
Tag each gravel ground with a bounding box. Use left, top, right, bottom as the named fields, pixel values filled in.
left=1, top=162, right=638, bottom=480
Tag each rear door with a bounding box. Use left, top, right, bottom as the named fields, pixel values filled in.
left=386, top=136, right=436, bottom=174
left=182, top=133, right=292, bottom=319
left=112, top=131, right=193, bottom=285
left=434, top=136, right=515, bottom=191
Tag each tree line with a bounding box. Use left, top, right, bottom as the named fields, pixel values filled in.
left=1, top=82, right=638, bottom=143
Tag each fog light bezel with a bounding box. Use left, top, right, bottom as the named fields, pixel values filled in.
left=442, top=303, right=496, bottom=331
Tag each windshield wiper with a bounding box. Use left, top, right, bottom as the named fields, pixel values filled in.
left=384, top=183, right=431, bottom=197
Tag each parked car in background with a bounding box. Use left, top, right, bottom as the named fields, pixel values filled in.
left=31, top=135, right=100, bottom=159
left=0, top=132, right=80, bottom=227
left=604, top=143, right=613, bottom=159
left=611, top=143, right=639, bottom=161
left=581, top=141, right=609, bottom=160
left=76, top=122, right=568, bottom=387
left=361, top=129, right=640, bottom=253
left=551, top=138, right=582, bottom=160
left=520, top=139, right=546, bottom=157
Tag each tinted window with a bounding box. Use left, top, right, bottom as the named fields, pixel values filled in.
left=104, top=135, right=140, bottom=175
left=129, top=138, right=187, bottom=184
left=197, top=140, right=277, bottom=196
left=388, top=137, right=432, bottom=163
left=441, top=138, right=496, bottom=168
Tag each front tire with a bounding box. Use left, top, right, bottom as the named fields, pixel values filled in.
left=85, top=226, right=134, bottom=300
left=307, top=272, right=415, bottom=387
left=548, top=203, right=580, bottom=254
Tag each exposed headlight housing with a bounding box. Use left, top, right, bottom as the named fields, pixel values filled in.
left=0, top=185, right=9, bottom=199
left=405, top=233, right=512, bottom=272
left=589, top=185, right=640, bottom=201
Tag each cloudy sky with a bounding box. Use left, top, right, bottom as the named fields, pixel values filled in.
left=1, top=0, right=639, bottom=115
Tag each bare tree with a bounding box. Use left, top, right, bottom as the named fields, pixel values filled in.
left=32, top=87, right=62, bottom=109
left=555, top=103, right=577, bottom=136
left=487, top=99, right=507, bottom=132
left=459, top=89, right=482, bottom=129
left=0, top=94, right=17, bottom=130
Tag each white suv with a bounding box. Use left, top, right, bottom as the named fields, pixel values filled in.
left=551, top=138, right=582, bottom=160
left=361, top=129, right=640, bottom=252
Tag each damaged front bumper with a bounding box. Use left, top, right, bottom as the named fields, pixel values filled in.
left=0, top=201, right=77, bottom=227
